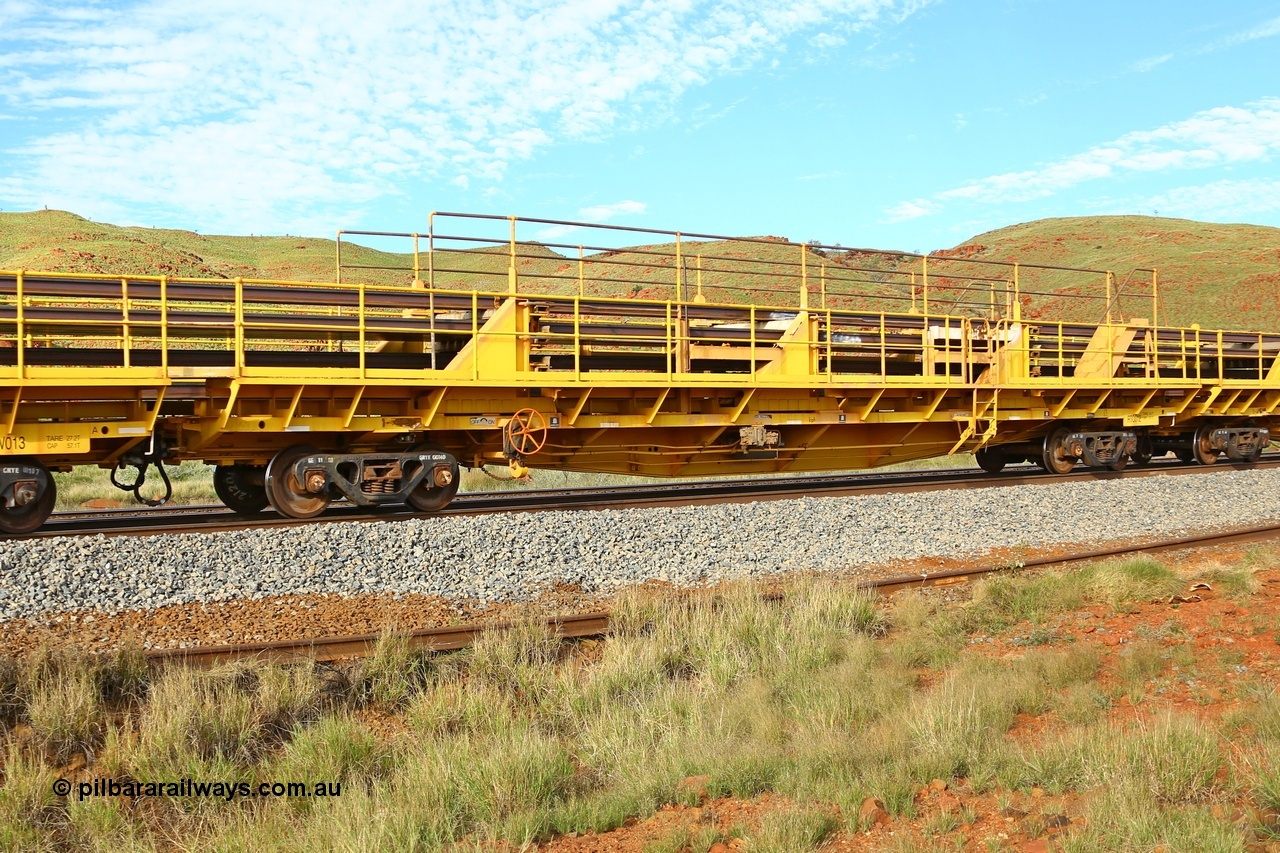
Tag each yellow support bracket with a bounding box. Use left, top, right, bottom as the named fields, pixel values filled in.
left=563, top=388, right=592, bottom=426
left=341, top=386, right=365, bottom=429
left=1128, top=389, right=1158, bottom=415
left=923, top=388, right=948, bottom=420
left=858, top=388, right=886, bottom=421
left=416, top=387, right=449, bottom=428
left=1049, top=386, right=1080, bottom=417
left=5, top=386, right=20, bottom=433
left=146, top=387, right=167, bottom=432
left=215, top=381, right=241, bottom=433
left=281, top=386, right=305, bottom=430
left=643, top=388, right=670, bottom=425
left=729, top=388, right=756, bottom=422
left=947, top=422, right=975, bottom=455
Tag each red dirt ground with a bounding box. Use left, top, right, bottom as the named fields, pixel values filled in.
left=533, top=550, right=1280, bottom=852
left=6, top=543, right=1280, bottom=850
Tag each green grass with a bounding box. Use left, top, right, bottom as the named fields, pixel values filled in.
left=2, top=551, right=1276, bottom=850
left=53, top=461, right=217, bottom=510
left=956, top=215, right=1280, bottom=331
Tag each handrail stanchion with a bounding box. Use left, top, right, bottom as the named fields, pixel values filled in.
left=879, top=313, right=886, bottom=378
left=427, top=214, right=438, bottom=370
left=675, top=233, right=683, bottom=303
left=922, top=255, right=930, bottom=315
left=427, top=213, right=436, bottom=290
left=1187, top=325, right=1198, bottom=379
left=573, top=296, right=581, bottom=381
left=412, top=233, right=421, bottom=284
left=234, top=278, right=245, bottom=372
left=358, top=281, right=366, bottom=378
left=15, top=271, right=24, bottom=378
left=1151, top=272, right=1160, bottom=379
left=800, top=244, right=807, bottom=305
left=1217, top=330, right=1224, bottom=384
left=1151, top=269, right=1159, bottom=328
left=121, top=277, right=131, bottom=368
left=666, top=301, right=673, bottom=380
left=1058, top=322, right=1065, bottom=387
left=508, top=216, right=518, bottom=294
left=335, top=231, right=343, bottom=284
left=826, top=308, right=833, bottom=382
left=160, top=275, right=168, bottom=373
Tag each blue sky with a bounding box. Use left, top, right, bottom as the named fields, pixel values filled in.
left=1, top=0, right=1278, bottom=252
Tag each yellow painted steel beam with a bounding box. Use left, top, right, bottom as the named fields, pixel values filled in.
left=3, top=246, right=1280, bottom=481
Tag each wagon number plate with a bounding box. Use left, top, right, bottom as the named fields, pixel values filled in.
left=0, top=425, right=91, bottom=455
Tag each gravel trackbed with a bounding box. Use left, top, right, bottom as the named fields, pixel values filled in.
left=3, top=467, right=1279, bottom=620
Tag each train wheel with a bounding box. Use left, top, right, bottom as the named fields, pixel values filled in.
left=264, top=445, right=330, bottom=519
left=1041, top=426, right=1076, bottom=475
left=975, top=446, right=1006, bottom=474
left=213, top=465, right=269, bottom=514
left=1130, top=434, right=1153, bottom=468
left=0, top=458, right=56, bottom=535
left=405, top=443, right=460, bottom=512
left=1175, top=449, right=1194, bottom=463
left=1106, top=453, right=1129, bottom=472
left=1191, top=424, right=1219, bottom=466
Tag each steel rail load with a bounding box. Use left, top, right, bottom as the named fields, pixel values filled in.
left=1, top=212, right=1277, bottom=533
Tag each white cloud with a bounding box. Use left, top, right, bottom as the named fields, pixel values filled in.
left=535, top=199, right=647, bottom=241
left=579, top=200, right=648, bottom=221
left=0, top=0, right=920, bottom=234
left=809, top=31, right=847, bottom=50
left=1098, top=178, right=1280, bottom=221
left=884, top=98, right=1280, bottom=220
left=1201, top=14, right=1280, bottom=51
left=1131, top=53, right=1172, bottom=73
left=687, top=97, right=746, bottom=131
left=883, top=198, right=939, bottom=222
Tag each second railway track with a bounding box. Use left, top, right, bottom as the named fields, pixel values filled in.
left=155, top=520, right=1280, bottom=666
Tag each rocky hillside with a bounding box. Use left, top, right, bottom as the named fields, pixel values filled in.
left=2, top=210, right=1275, bottom=331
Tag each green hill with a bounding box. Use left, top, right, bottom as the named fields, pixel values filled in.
left=945, top=216, right=1280, bottom=332
left=1, top=210, right=1275, bottom=332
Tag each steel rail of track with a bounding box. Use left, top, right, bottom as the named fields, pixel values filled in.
left=27, top=453, right=1280, bottom=540
left=153, top=521, right=1280, bottom=666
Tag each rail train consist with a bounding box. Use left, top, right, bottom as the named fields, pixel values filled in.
left=0, top=212, right=1275, bottom=534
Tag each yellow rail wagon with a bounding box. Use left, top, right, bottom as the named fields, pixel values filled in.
left=0, top=212, right=1276, bottom=533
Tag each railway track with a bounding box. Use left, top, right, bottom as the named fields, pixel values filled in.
left=32, top=453, right=1280, bottom=540
left=153, top=520, right=1280, bottom=666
